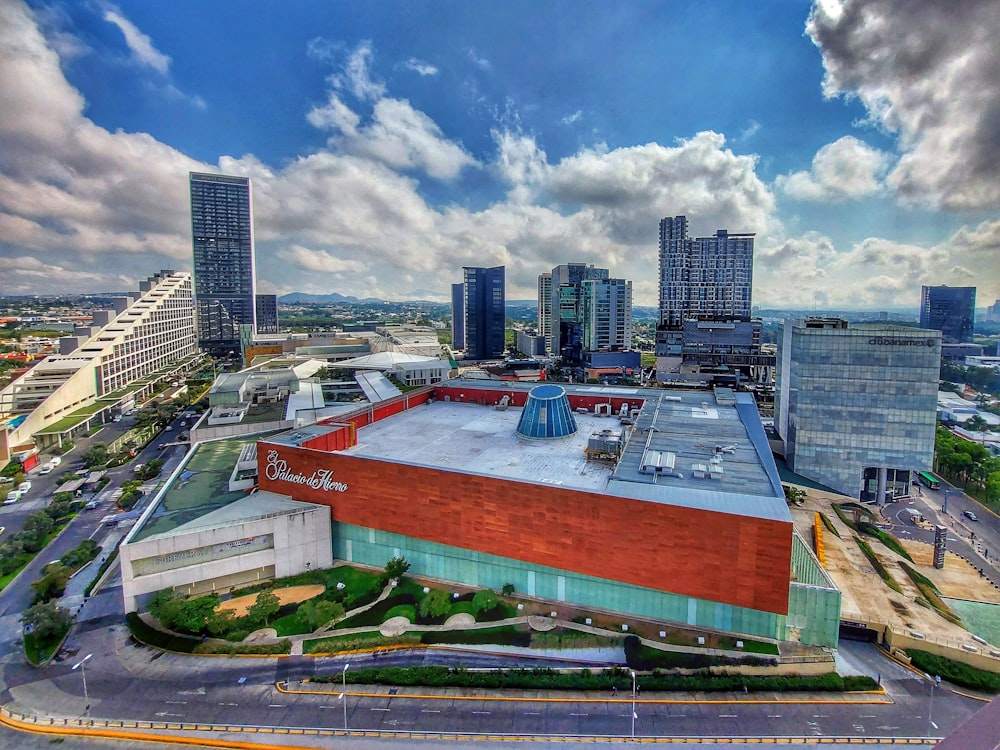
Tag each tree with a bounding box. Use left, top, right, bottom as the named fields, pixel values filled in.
left=384, top=556, right=411, bottom=581
left=247, top=590, right=281, bottom=627
left=472, top=588, right=498, bottom=615
left=206, top=609, right=236, bottom=636
left=19, top=512, right=54, bottom=552
left=298, top=599, right=344, bottom=630
left=148, top=588, right=185, bottom=630
left=418, top=589, right=451, bottom=619
left=965, top=415, right=990, bottom=433
left=31, top=562, right=71, bottom=603
left=81, top=443, right=111, bottom=468
left=501, top=583, right=516, bottom=597
left=21, top=600, right=73, bottom=641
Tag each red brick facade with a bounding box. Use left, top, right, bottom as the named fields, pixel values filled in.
left=259, top=440, right=792, bottom=615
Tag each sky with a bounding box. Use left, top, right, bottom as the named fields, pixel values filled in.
left=1, top=0, right=999, bottom=310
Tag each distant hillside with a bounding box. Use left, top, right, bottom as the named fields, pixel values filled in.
left=278, top=292, right=385, bottom=304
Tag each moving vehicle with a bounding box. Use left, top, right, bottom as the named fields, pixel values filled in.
left=963, top=510, right=979, bottom=522
left=48, top=456, right=62, bottom=467
left=3, top=491, right=22, bottom=505
left=38, top=465, right=53, bottom=475
left=916, top=471, right=940, bottom=490
left=18, top=481, right=31, bottom=493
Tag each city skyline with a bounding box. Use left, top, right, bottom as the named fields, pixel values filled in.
left=1, top=1, right=999, bottom=309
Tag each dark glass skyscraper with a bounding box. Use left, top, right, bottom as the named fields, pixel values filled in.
left=190, top=172, right=256, bottom=355
left=919, top=285, right=976, bottom=343
left=462, top=266, right=505, bottom=360
left=255, top=294, right=279, bottom=334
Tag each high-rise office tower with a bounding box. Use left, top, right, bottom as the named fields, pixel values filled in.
left=775, top=318, right=940, bottom=499
left=462, top=266, right=506, bottom=360
left=919, top=285, right=976, bottom=343
left=581, top=278, right=633, bottom=352
left=546, top=263, right=609, bottom=356
left=658, top=216, right=754, bottom=328
left=537, top=273, right=552, bottom=352
left=451, top=282, right=465, bottom=350
left=190, top=172, right=257, bottom=356
left=255, top=294, right=279, bottom=335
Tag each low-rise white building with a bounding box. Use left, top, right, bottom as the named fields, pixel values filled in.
left=120, top=490, right=332, bottom=612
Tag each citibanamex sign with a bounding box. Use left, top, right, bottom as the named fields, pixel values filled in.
left=868, top=337, right=936, bottom=347
left=264, top=449, right=348, bottom=492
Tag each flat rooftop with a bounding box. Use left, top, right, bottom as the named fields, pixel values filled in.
left=300, top=381, right=789, bottom=522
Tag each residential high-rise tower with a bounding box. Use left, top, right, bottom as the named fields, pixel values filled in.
left=190, top=172, right=257, bottom=356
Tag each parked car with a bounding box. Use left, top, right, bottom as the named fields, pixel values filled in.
left=18, top=481, right=31, bottom=493
left=3, top=491, right=22, bottom=505
left=963, top=510, right=979, bottom=522
left=39, top=465, right=53, bottom=475
left=49, top=456, right=62, bottom=467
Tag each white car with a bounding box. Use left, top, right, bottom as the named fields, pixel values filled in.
left=3, top=491, right=22, bottom=505
left=18, top=481, right=31, bottom=493
left=39, top=465, right=53, bottom=475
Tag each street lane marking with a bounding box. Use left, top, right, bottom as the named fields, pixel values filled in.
left=569, top=713, right=588, bottom=717
left=719, top=714, right=737, bottom=718
left=370, top=708, right=390, bottom=712
left=267, top=704, right=282, bottom=708
left=420, top=709, right=440, bottom=713
left=471, top=711, right=491, bottom=715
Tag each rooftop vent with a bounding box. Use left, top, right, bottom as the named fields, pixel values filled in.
left=516, top=384, right=578, bottom=440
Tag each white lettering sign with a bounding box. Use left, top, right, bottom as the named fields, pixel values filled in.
left=264, top=449, right=348, bottom=492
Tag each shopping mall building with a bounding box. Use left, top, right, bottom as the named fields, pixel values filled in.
left=244, top=380, right=840, bottom=647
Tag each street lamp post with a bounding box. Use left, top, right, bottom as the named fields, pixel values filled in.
left=631, top=671, right=637, bottom=739
left=341, top=662, right=350, bottom=731
left=924, top=672, right=939, bottom=736
left=72, top=653, right=93, bottom=717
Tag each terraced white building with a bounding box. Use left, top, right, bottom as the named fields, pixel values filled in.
left=0, top=270, right=198, bottom=462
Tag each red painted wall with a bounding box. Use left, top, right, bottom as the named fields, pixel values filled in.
left=258, top=441, right=792, bottom=615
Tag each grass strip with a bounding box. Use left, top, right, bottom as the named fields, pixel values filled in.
left=858, top=522, right=913, bottom=562
left=907, top=649, right=1000, bottom=694
left=854, top=537, right=903, bottom=593
left=898, top=562, right=962, bottom=625
left=818, top=511, right=841, bottom=538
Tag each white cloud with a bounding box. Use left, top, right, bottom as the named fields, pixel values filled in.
left=308, top=94, right=477, bottom=180
left=737, top=119, right=761, bottom=143
left=560, top=110, right=582, bottom=126
left=403, top=58, right=438, bottom=76
left=808, top=0, right=1000, bottom=210
left=776, top=136, right=889, bottom=202
left=467, top=48, right=491, bottom=70
left=276, top=245, right=368, bottom=274
left=102, top=5, right=170, bottom=74
left=3, top=0, right=995, bottom=310
left=329, top=40, right=385, bottom=101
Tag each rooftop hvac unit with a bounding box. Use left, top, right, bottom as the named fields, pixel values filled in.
left=640, top=449, right=676, bottom=475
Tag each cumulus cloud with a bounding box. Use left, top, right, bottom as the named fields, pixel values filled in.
left=308, top=42, right=476, bottom=180
left=808, top=0, right=1000, bottom=210
left=776, top=136, right=889, bottom=202
left=102, top=4, right=170, bottom=74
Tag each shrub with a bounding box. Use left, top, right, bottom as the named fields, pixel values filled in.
left=857, top=522, right=913, bottom=562
left=818, top=511, right=841, bottom=538
left=907, top=650, right=1000, bottom=694
left=418, top=589, right=451, bottom=620
left=421, top=626, right=530, bottom=647
left=384, top=556, right=411, bottom=581
left=472, top=588, right=498, bottom=615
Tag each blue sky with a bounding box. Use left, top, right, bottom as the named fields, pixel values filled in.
left=2, top=0, right=998, bottom=309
